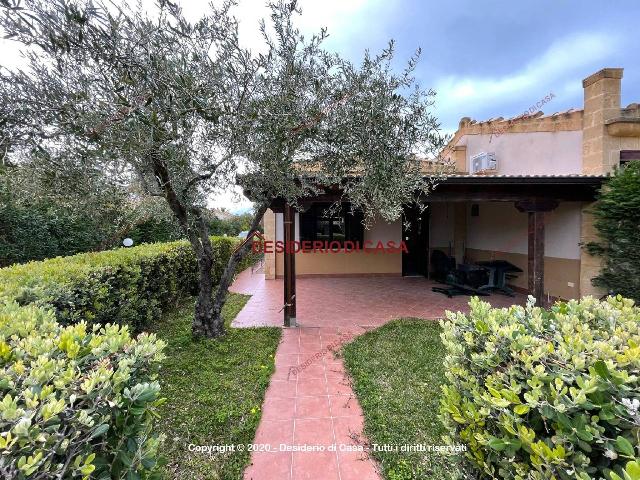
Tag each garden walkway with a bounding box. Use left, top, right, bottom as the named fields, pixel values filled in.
left=231, top=268, right=526, bottom=480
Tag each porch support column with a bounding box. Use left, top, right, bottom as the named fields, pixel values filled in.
left=283, top=203, right=297, bottom=327
left=453, top=203, right=467, bottom=265
left=527, top=211, right=545, bottom=303
left=515, top=199, right=558, bottom=306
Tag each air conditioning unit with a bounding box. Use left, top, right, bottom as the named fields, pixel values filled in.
left=470, top=152, right=497, bottom=174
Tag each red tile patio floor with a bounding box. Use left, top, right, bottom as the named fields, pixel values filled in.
left=231, top=268, right=526, bottom=480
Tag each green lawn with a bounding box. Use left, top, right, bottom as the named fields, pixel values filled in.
left=341, top=319, right=460, bottom=480
left=150, top=293, right=281, bottom=479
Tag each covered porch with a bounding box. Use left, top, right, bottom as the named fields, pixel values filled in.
left=262, top=174, right=605, bottom=327
left=231, top=268, right=526, bottom=328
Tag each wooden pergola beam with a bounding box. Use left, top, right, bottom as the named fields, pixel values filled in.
left=528, top=211, right=545, bottom=304
left=262, top=176, right=605, bottom=212
left=515, top=199, right=558, bottom=306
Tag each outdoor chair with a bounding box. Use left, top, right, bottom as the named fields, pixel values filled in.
left=430, top=250, right=456, bottom=283
left=430, top=251, right=491, bottom=298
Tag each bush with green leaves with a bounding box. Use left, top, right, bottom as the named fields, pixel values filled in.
left=0, top=200, right=108, bottom=268
left=587, top=161, right=640, bottom=302
left=126, top=217, right=182, bottom=246
left=0, top=236, right=256, bottom=331
left=0, top=165, right=132, bottom=268
left=0, top=301, right=166, bottom=479
left=440, top=295, right=640, bottom=480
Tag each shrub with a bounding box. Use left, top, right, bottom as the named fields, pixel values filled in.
left=440, top=296, right=640, bottom=480
left=0, top=199, right=120, bottom=268
left=0, top=236, right=257, bottom=331
left=208, top=212, right=256, bottom=237
left=126, top=217, right=182, bottom=246
left=587, top=161, right=640, bottom=302
left=0, top=301, right=166, bottom=479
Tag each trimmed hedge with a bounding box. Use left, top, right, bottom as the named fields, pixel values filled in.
left=440, top=295, right=640, bottom=480
left=0, top=236, right=255, bottom=331
left=0, top=236, right=258, bottom=478
left=0, top=301, right=165, bottom=479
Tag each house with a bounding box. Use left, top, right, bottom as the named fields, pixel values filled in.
left=259, top=67, right=640, bottom=318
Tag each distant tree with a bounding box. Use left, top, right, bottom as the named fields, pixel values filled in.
left=208, top=211, right=254, bottom=237
left=208, top=216, right=232, bottom=237
left=0, top=159, right=183, bottom=265
left=0, top=160, right=128, bottom=265
left=231, top=212, right=255, bottom=234
left=126, top=215, right=182, bottom=245
left=587, top=162, right=640, bottom=302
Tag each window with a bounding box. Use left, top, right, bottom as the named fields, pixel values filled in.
left=299, top=203, right=363, bottom=245
left=620, top=150, right=640, bottom=167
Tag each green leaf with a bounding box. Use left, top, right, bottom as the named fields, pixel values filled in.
left=489, top=397, right=511, bottom=408
left=576, top=428, right=594, bottom=442
left=615, top=436, right=635, bottom=457
left=593, top=360, right=610, bottom=379
left=599, top=405, right=616, bottom=421
left=119, top=451, right=133, bottom=468
left=126, top=470, right=141, bottom=480
left=127, top=437, right=137, bottom=452
left=625, top=461, right=640, bottom=480
left=90, top=424, right=109, bottom=439
left=475, top=320, right=489, bottom=333
left=487, top=437, right=507, bottom=451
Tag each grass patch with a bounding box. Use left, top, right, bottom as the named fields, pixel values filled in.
left=341, top=319, right=458, bottom=480
left=150, top=293, right=281, bottom=479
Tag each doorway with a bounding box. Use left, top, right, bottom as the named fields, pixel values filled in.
left=402, top=204, right=429, bottom=276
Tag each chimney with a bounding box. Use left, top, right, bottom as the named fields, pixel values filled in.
left=582, top=68, right=623, bottom=174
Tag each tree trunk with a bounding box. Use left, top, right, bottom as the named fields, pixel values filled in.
left=190, top=210, right=222, bottom=338
left=149, top=153, right=221, bottom=338
left=192, top=246, right=220, bottom=337
left=210, top=202, right=269, bottom=329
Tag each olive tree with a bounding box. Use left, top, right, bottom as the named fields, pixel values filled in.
left=0, top=0, right=259, bottom=337
left=214, top=6, right=451, bottom=325
left=1, top=0, right=450, bottom=338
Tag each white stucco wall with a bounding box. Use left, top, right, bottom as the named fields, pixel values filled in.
left=466, top=203, right=527, bottom=254
left=459, top=131, right=583, bottom=175
left=364, top=216, right=402, bottom=244
left=275, top=212, right=284, bottom=242
left=275, top=212, right=303, bottom=242
left=544, top=202, right=583, bottom=260
left=465, top=202, right=582, bottom=259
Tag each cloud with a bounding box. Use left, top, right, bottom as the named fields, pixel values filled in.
left=433, top=31, right=622, bottom=130
left=3, top=1, right=634, bottom=210
left=226, top=0, right=378, bottom=54
left=208, top=185, right=255, bottom=212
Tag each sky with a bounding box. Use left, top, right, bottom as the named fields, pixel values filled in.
left=2, top=0, right=639, bottom=212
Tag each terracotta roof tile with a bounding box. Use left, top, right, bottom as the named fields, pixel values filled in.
left=445, top=173, right=606, bottom=178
